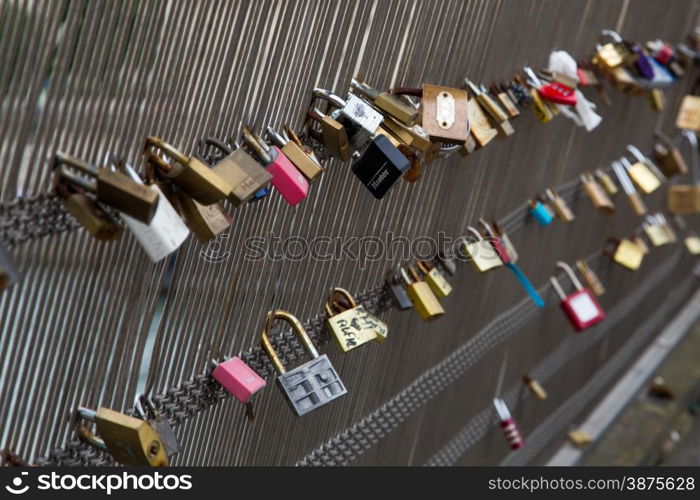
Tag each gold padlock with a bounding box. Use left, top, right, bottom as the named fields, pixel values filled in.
left=685, top=234, right=700, bottom=254
left=668, top=130, right=700, bottom=214
left=648, top=89, right=665, bottom=112
left=523, top=375, right=547, bottom=401
left=604, top=237, right=644, bottom=271
left=581, top=172, right=615, bottom=214
left=632, top=233, right=650, bottom=255
left=576, top=260, right=605, bottom=296
left=545, top=188, right=575, bottom=222
left=461, top=226, right=503, bottom=273
left=351, top=78, right=419, bottom=126
left=144, top=136, right=232, bottom=205
left=676, top=78, right=700, bottom=131
left=643, top=216, right=670, bottom=246
left=653, top=130, right=688, bottom=177
left=568, top=429, right=593, bottom=447
left=491, top=83, right=520, bottom=118
left=307, top=108, right=351, bottom=161
left=465, top=80, right=514, bottom=139
left=55, top=176, right=123, bottom=242
left=595, top=168, right=619, bottom=195
left=612, top=160, right=647, bottom=216
left=520, top=69, right=554, bottom=123
left=381, top=116, right=436, bottom=154
left=324, top=288, right=387, bottom=352
left=417, top=261, right=452, bottom=298
left=467, top=98, right=498, bottom=147
left=401, top=266, right=444, bottom=321
left=623, top=145, right=663, bottom=194
left=267, top=125, right=325, bottom=182
left=77, top=407, right=169, bottom=466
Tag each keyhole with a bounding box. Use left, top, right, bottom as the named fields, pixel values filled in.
left=148, top=441, right=161, bottom=458
left=441, top=92, right=448, bottom=98
left=441, top=121, right=448, bottom=127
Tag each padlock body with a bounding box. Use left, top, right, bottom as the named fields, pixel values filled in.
left=94, top=408, right=168, bottom=466
left=676, top=95, right=700, bottom=131
left=388, top=281, right=413, bottom=310
left=176, top=193, right=231, bottom=243
left=667, top=185, right=700, bottom=214
left=685, top=236, right=700, bottom=254
left=467, top=98, right=499, bottom=145
left=487, top=236, right=511, bottom=264
left=212, top=356, right=266, bottom=403
left=627, top=162, right=661, bottom=194
left=583, top=180, right=615, bottom=214
left=267, top=146, right=309, bottom=206
left=527, top=380, right=548, bottom=400
left=212, top=149, right=273, bottom=206
left=653, top=145, right=688, bottom=176
left=277, top=354, right=347, bottom=416
left=406, top=282, right=444, bottom=320
left=326, top=306, right=387, bottom=352
left=165, top=156, right=232, bottom=205
left=550, top=196, right=575, bottom=222
left=64, top=193, right=123, bottom=241
left=613, top=239, right=644, bottom=271
left=351, top=135, right=410, bottom=199
left=560, top=289, right=605, bottom=331
left=151, top=417, right=181, bottom=458
left=530, top=202, right=554, bottom=226
left=96, top=170, right=159, bottom=224
left=538, top=82, right=576, bottom=106
left=320, top=116, right=351, bottom=161
left=374, top=92, right=418, bottom=126
left=281, top=142, right=324, bottom=182
left=335, top=93, right=384, bottom=151
left=421, top=84, right=470, bottom=143
left=425, top=268, right=452, bottom=298
left=645, top=225, right=670, bottom=246
left=463, top=239, right=503, bottom=272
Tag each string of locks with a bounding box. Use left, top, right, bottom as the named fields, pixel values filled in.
left=3, top=28, right=700, bottom=467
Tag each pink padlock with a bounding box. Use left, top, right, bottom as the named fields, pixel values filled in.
left=242, top=126, right=309, bottom=206
left=494, top=398, right=524, bottom=450
left=212, top=356, right=266, bottom=403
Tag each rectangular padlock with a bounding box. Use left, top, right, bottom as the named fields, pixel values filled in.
left=325, top=288, right=387, bottom=352
left=351, top=134, right=410, bottom=199
left=401, top=267, right=444, bottom=321
left=212, top=356, right=266, bottom=403
left=605, top=238, right=644, bottom=271
left=461, top=227, right=503, bottom=272
left=386, top=271, right=413, bottom=310
left=421, top=84, right=470, bottom=143
left=551, top=262, right=605, bottom=332
left=417, top=261, right=452, bottom=298
left=529, top=200, right=555, bottom=226
left=467, top=98, right=498, bottom=146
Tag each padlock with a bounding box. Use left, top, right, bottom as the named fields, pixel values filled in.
left=437, top=251, right=458, bottom=276
left=350, top=133, right=410, bottom=199
left=325, top=287, right=387, bottom=352
left=612, top=160, right=647, bottom=216
left=400, top=266, right=444, bottom=321
left=147, top=153, right=231, bottom=243
left=604, top=237, right=644, bottom=271
left=306, top=107, right=351, bottom=161
left=642, top=215, right=670, bottom=246
left=375, top=125, right=422, bottom=183
left=668, top=130, right=700, bottom=214
left=478, top=85, right=515, bottom=138
left=458, top=134, right=478, bottom=156
left=242, top=126, right=309, bottom=206
left=632, top=233, right=650, bottom=255
left=0, top=242, right=21, bottom=292
left=540, top=69, right=579, bottom=89
left=581, top=172, right=615, bottom=214
left=655, top=213, right=677, bottom=243
left=381, top=116, right=436, bottom=154
left=648, top=89, right=665, bottom=111
left=418, top=84, right=470, bottom=143
left=53, top=152, right=159, bottom=224
left=685, top=234, right=700, bottom=254
left=197, top=137, right=273, bottom=206
left=261, top=310, right=347, bottom=416
left=576, top=259, right=605, bottom=296
left=492, top=221, right=518, bottom=263
left=350, top=78, right=418, bottom=126
left=529, top=199, right=555, bottom=226
left=54, top=173, right=123, bottom=242
left=417, top=261, right=452, bottom=298
left=523, top=375, right=547, bottom=401
left=465, top=80, right=514, bottom=138
left=550, top=261, right=605, bottom=332
left=267, top=126, right=324, bottom=182
left=144, top=137, right=232, bottom=205
left=467, top=98, right=498, bottom=146
left=647, top=39, right=676, bottom=66
left=593, top=30, right=625, bottom=70
left=134, top=394, right=181, bottom=458
left=211, top=356, right=266, bottom=403
left=461, top=227, right=503, bottom=272
left=522, top=68, right=553, bottom=123
left=493, top=398, right=524, bottom=450
left=76, top=406, right=169, bottom=466
left=622, top=145, right=663, bottom=194
left=568, top=429, right=593, bottom=447
left=629, top=42, right=655, bottom=79
left=676, top=78, right=700, bottom=131
left=314, top=88, right=384, bottom=151
left=594, top=168, right=619, bottom=195
left=537, top=80, right=577, bottom=106
left=385, top=270, right=413, bottom=310
left=545, top=188, right=575, bottom=222
left=653, top=130, right=688, bottom=177
left=117, top=161, right=189, bottom=262
left=490, top=83, right=520, bottom=118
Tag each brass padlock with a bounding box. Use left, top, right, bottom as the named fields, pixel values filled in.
left=458, top=134, right=478, bottom=156
left=381, top=116, right=436, bottom=154
left=623, top=145, right=663, bottom=194
left=420, top=84, right=470, bottom=144
left=612, top=160, right=647, bottom=216
left=267, top=126, right=325, bottom=182
left=581, top=172, right=615, bottom=214
left=653, top=130, right=688, bottom=177
left=401, top=266, right=444, bottom=321
left=676, top=77, right=700, bottom=131
left=632, top=233, right=650, bottom=254
left=576, top=259, right=605, bottom=296
left=604, top=237, right=644, bottom=271
left=521, top=69, right=554, bottom=123
left=491, top=83, right=520, bottom=118
left=648, top=89, right=665, bottom=111
left=197, top=137, right=273, bottom=206
left=465, top=81, right=514, bottom=138
left=523, top=375, right=547, bottom=400
left=461, top=226, right=503, bottom=272
left=77, top=407, right=169, bottom=466
left=467, top=98, right=498, bottom=147
left=55, top=173, right=123, bottom=242
left=351, top=78, right=418, bottom=126
left=668, top=130, right=700, bottom=214
left=545, top=188, right=575, bottom=222
left=53, top=152, right=159, bottom=224
left=643, top=215, right=670, bottom=246
left=144, top=136, right=231, bottom=205
left=375, top=126, right=423, bottom=183
left=568, top=429, right=592, bottom=447
left=325, top=288, right=387, bottom=352
left=595, top=168, right=619, bottom=195
left=307, top=108, right=351, bottom=161
left=417, top=260, right=452, bottom=298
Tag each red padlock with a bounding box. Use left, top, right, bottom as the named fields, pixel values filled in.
left=550, top=261, right=605, bottom=332
left=538, top=82, right=577, bottom=106
left=494, top=398, right=524, bottom=450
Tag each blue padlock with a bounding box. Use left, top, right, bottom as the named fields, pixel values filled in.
left=529, top=200, right=554, bottom=226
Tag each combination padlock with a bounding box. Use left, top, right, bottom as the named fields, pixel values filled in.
left=604, top=237, right=644, bottom=271
left=0, top=242, right=21, bottom=292
left=242, top=126, right=309, bottom=206
left=550, top=261, right=605, bottom=332
left=494, top=398, right=524, bottom=450
left=197, top=137, right=273, bottom=206
left=261, top=310, right=346, bottom=416
left=529, top=199, right=555, bottom=226
left=401, top=266, right=444, bottom=321
left=461, top=226, right=503, bottom=273
left=211, top=356, right=266, bottom=404
left=267, top=126, right=325, bottom=182
left=76, top=406, right=169, bottom=466
left=325, top=288, right=387, bottom=352
left=538, top=81, right=577, bottom=106
left=134, top=395, right=181, bottom=458
left=53, top=152, right=159, bottom=224
left=417, top=261, right=452, bottom=298
left=386, top=270, right=413, bottom=310
left=144, top=137, right=232, bottom=205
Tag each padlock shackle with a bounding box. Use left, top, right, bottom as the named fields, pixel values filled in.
left=56, top=165, right=96, bottom=193
left=329, top=287, right=358, bottom=311
left=261, top=310, right=318, bottom=375
left=612, top=161, right=636, bottom=194
left=478, top=218, right=497, bottom=239
left=465, top=226, right=483, bottom=241
left=625, top=144, right=646, bottom=163
left=53, top=151, right=98, bottom=176
left=350, top=77, right=380, bottom=101
left=399, top=267, right=412, bottom=286
left=549, top=276, right=566, bottom=300
left=283, top=125, right=303, bottom=149
left=312, top=88, right=346, bottom=109
left=416, top=260, right=433, bottom=274
left=493, top=397, right=511, bottom=420
left=464, top=79, right=481, bottom=96
left=197, top=137, right=233, bottom=159
left=77, top=424, right=108, bottom=451
left=390, top=86, right=423, bottom=97
left=145, top=136, right=189, bottom=167
left=555, top=261, right=583, bottom=290
left=266, top=126, right=288, bottom=149
left=145, top=151, right=173, bottom=175
left=76, top=406, right=97, bottom=422
left=407, top=265, right=421, bottom=283
left=523, top=66, right=542, bottom=88
left=600, top=29, right=623, bottom=44
left=680, top=130, right=700, bottom=183
left=242, top=126, right=274, bottom=165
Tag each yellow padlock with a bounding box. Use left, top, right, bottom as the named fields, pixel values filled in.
left=604, top=238, right=644, bottom=271
left=325, top=288, right=387, bottom=352
left=461, top=227, right=503, bottom=273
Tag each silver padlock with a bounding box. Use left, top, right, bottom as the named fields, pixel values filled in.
left=261, top=310, right=346, bottom=416
left=134, top=394, right=181, bottom=458
left=385, top=269, right=413, bottom=310
left=0, top=242, right=21, bottom=292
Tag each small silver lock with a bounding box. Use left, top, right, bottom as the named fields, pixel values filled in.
left=134, top=394, right=181, bottom=458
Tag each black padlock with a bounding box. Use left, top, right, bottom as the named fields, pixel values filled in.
left=351, top=135, right=410, bottom=199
